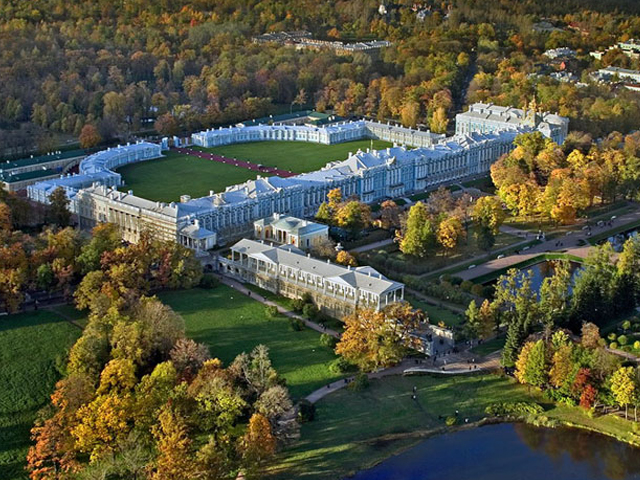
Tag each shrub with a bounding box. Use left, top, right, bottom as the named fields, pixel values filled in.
left=482, top=285, right=495, bottom=299
left=301, top=292, right=313, bottom=304
left=609, top=342, right=618, bottom=349
left=460, top=280, right=473, bottom=292
left=329, top=357, right=355, bottom=374
left=291, top=298, right=306, bottom=312
left=289, top=318, right=304, bottom=331
left=634, top=340, right=640, bottom=351
left=622, top=320, right=632, bottom=331
left=607, top=333, right=617, bottom=341
left=617, top=335, right=628, bottom=346
left=264, top=305, right=279, bottom=318
left=470, top=284, right=484, bottom=297
left=450, top=276, right=463, bottom=286
left=320, top=333, right=337, bottom=348
left=302, top=303, right=319, bottom=320
left=349, top=373, right=369, bottom=392
left=445, top=416, right=457, bottom=426
left=199, top=274, right=219, bottom=289
left=485, top=402, right=544, bottom=417
left=298, top=399, right=316, bottom=423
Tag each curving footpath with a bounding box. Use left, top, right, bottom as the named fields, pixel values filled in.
left=305, top=351, right=502, bottom=404
left=175, top=147, right=296, bottom=178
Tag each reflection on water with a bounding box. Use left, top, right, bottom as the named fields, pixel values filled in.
left=350, top=423, right=640, bottom=480
left=489, top=260, right=582, bottom=295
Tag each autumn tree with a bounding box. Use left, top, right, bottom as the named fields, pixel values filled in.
left=336, top=250, right=357, bottom=267
left=79, top=124, right=102, bottom=149
left=336, top=303, right=424, bottom=372
left=611, top=366, right=638, bottom=420
left=239, top=413, right=277, bottom=476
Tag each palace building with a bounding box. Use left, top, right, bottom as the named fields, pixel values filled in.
left=27, top=104, right=569, bottom=251
left=455, top=101, right=569, bottom=145
left=220, top=239, right=404, bottom=318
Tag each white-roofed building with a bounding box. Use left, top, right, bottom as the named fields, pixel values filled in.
left=455, top=102, right=569, bottom=145
left=220, top=239, right=404, bottom=318
left=254, top=214, right=329, bottom=251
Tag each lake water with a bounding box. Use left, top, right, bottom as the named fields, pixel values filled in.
left=350, top=423, right=640, bottom=480
left=488, top=260, right=582, bottom=295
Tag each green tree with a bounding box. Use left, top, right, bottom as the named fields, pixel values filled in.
left=399, top=202, right=435, bottom=257
left=47, top=187, right=71, bottom=227
left=539, top=260, right=572, bottom=329
left=610, top=366, right=638, bottom=420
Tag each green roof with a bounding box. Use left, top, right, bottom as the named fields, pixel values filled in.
left=0, top=149, right=86, bottom=171
left=0, top=169, right=60, bottom=183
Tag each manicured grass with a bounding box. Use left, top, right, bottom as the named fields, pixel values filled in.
left=470, top=336, right=506, bottom=356
left=158, top=286, right=344, bottom=399
left=200, top=139, right=393, bottom=174
left=117, top=151, right=261, bottom=202
left=0, top=312, right=81, bottom=480
left=360, top=231, right=521, bottom=279
left=270, top=374, right=532, bottom=480
left=406, top=294, right=465, bottom=327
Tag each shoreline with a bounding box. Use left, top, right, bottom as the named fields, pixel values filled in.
left=339, top=414, right=640, bottom=479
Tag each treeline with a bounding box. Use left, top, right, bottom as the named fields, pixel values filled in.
left=0, top=187, right=201, bottom=313
left=491, top=131, right=640, bottom=224
left=467, top=237, right=640, bottom=367
left=513, top=327, right=639, bottom=421
left=28, top=263, right=292, bottom=479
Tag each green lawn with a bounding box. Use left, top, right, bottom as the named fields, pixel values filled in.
left=200, top=139, right=393, bottom=174
left=0, top=311, right=81, bottom=480
left=470, top=336, right=506, bottom=356
left=158, top=286, right=344, bottom=399
left=117, top=151, right=261, bottom=202
left=270, top=371, right=640, bottom=480
left=270, top=374, right=532, bottom=480
left=405, top=294, right=465, bottom=327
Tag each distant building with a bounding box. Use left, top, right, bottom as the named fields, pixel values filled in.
left=220, top=239, right=404, bottom=318
left=543, top=47, right=576, bottom=59
left=455, top=102, right=569, bottom=145
left=532, top=21, right=564, bottom=33
left=251, top=30, right=391, bottom=56
left=254, top=214, right=329, bottom=251
left=594, top=66, right=640, bottom=83
left=590, top=39, right=640, bottom=61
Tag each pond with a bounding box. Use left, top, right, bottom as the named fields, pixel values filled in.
left=350, top=423, right=640, bottom=480
left=488, top=260, right=582, bottom=295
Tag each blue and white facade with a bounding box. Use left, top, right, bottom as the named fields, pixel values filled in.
left=455, top=103, right=569, bottom=145
left=27, top=142, right=161, bottom=204
left=28, top=105, right=568, bottom=250
left=192, top=120, right=445, bottom=149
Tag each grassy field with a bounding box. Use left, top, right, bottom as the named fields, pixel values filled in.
left=405, top=294, right=465, bottom=327
left=0, top=311, right=81, bottom=480
left=270, top=374, right=532, bottom=480
left=117, top=151, right=261, bottom=202
left=270, top=371, right=640, bottom=480
left=201, top=139, right=393, bottom=174
left=159, top=286, right=344, bottom=399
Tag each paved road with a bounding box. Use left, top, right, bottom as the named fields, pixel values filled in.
left=350, top=237, right=395, bottom=254
left=218, top=275, right=341, bottom=339
left=175, top=147, right=296, bottom=178
left=456, top=207, right=640, bottom=281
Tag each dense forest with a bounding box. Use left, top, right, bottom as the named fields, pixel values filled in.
left=2, top=0, right=640, bottom=154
